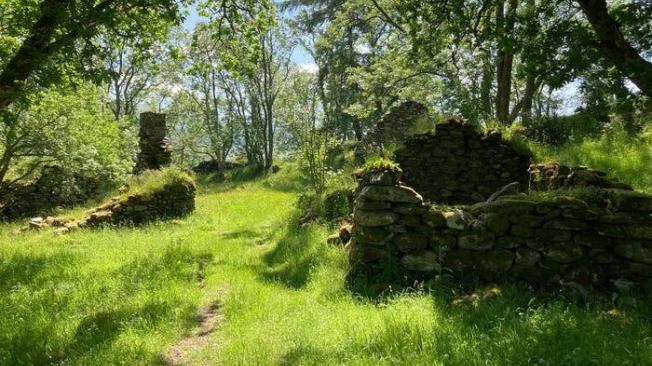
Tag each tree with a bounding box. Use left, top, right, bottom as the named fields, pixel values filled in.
left=576, top=0, right=652, bottom=98
left=0, top=0, right=183, bottom=119
left=0, top=82, right=135, bottom=196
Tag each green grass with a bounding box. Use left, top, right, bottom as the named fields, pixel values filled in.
left=125, top=168, right=196, bottom=197
left=531, top=130, right=652, bottom=193
left=1, top=172, right=651, bottom=365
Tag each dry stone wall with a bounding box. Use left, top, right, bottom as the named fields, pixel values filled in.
left=394, top=119, right=532, bottom=204
left=134, top=112, right=172, bottom=173
left=80, top=178, right=195, bottom=227
left=348, top=169, right=652, bottom=290
left=529, top=162, right=633, bottom=191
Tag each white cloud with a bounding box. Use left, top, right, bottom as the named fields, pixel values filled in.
left=297, top=63, right=319, bottom=74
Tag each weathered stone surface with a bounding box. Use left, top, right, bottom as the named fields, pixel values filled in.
left=529, top=163, right=631, bottom=191
left=422, top=209, right=446, bottom=228
left=497, top=236, right=524, bottom=249
left=626, top=225, right=652, bottom=240
left=134, top=112, right=172, bottom=173
left=480, top=249, right=514, bottom=272
left=543, top=218, right=590, bottom=231
left=368, top=170, right=401, bottom=186
left=349, top=143, right=652, bottom=291
left=444, top=211, right=467, bottom=230
left=392, top=203, right=427, bottom=215
left=357, top=185, right=423, bottom=203
left=394, top=232, right=428, bottom=253
left=349, top=246, right=388, bottom=263
left=627, top=262, right=652, bottom=277
left=458, top=232, right=495, bottom=250
left=483, top=213, right=510, bottom=235
left=395, top=118, right=531, bottom=205
left=515, top=248, right=541, bottom=267
left=574, top=234, right=612, bottom=248
left=511, top=225, right=534, bottom=238
left=509, top=214, right=545, bottom=227
left=400, top=251, right=441, bottom=272
left=353, top=209, right=399, bottom=227
left=608, top=189, right=652, bottom=212
left=431, top=234, right=456, bottom=248
left=443, top=250, right=478, bottom=271
left=355, top=199, right=391, bottom=211
left=351, top=226, right=394, bottom=245
left=614, top=242, right=652, bottom=264
left=599, top=212, right=652, bottom=224
left=399, top=215, right=423, bottom=227
left=486, top=182, right=521, bottom=202
left=544, top=244, right=584, bottom=264
left=470, top=199, right=536, bottom=215
left=81, top=173, right=195, bottom=228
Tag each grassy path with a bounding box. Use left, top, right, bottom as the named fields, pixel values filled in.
left=1, top=179, right=652, bottom=365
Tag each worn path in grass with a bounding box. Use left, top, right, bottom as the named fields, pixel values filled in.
left=1, top=176, right=652, bottom=365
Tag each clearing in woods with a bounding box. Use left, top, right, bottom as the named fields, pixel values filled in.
left=1, top=175, right=652, bottom=365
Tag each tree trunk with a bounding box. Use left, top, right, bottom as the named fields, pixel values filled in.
left=494, top=0, right=517, bottom=125
left=0, top=0, right=71, bottom=111
left=480, top=50, right=494, bottom=120
left=576, top=0, right=652, bottom=98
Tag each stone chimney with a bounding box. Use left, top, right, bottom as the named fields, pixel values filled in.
left=134, top=112, right=172, bottom=173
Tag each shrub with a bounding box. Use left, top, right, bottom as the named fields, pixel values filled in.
left=360, top=158, right=402, bottom=175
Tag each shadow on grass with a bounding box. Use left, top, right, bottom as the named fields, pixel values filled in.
left=0, top=246, right=211, bottom=365
left=258, top=224, right=325, bottom=289
left=279, top=287, right=652, bottom=365
left=0, top=251, right=79, bottom=291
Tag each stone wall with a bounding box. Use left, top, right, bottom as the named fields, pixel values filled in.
left=0, top=166, right=102, bottom=221
left=395, top=119, right=532, bottom=204
left=134, top=112, right=172, bottom=173
left=348, top=169, right=652, bottom=291
left=80, top=175, right=195, bottom=227
left=529, top=162, right=632, bottom=191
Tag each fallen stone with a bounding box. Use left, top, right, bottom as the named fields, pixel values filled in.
left=357, top=185, right=423, bottom=203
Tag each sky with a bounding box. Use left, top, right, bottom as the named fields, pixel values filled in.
left=181, top=5, right=316, bottom=70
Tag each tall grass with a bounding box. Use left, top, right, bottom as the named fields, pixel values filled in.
left=531, top=127, right=652, bottom=192
left=0, top=167, right=651, bottom=365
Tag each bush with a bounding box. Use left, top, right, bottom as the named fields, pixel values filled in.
left=323, top=189, right=353, bottom=221
left=525, top=113, right=606, bottom=145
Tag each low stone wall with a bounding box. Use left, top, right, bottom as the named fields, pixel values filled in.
left=349, top=169, right=652, bottom=290
left=0, top=166, right=102, bottom=221
left=80, top=177, right=195, bottom=227
left=395, top=119, right=531, bottom=204
left=529, top=162, right=632, bottom=191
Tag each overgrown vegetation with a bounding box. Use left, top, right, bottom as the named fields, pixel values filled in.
left=532, top=124, right=652, bottom=192
left=1, top=171, right=651, bottom=365
left=123, top=167, right=195, bottom=198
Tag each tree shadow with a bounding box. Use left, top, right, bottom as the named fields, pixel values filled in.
left=0, top=246, right=212, bottom=365
left=0, top=251, right=79, bottom=291
left=258, top=225, right=324, bottom=289
left=278, top=286, right=652, bottom=364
